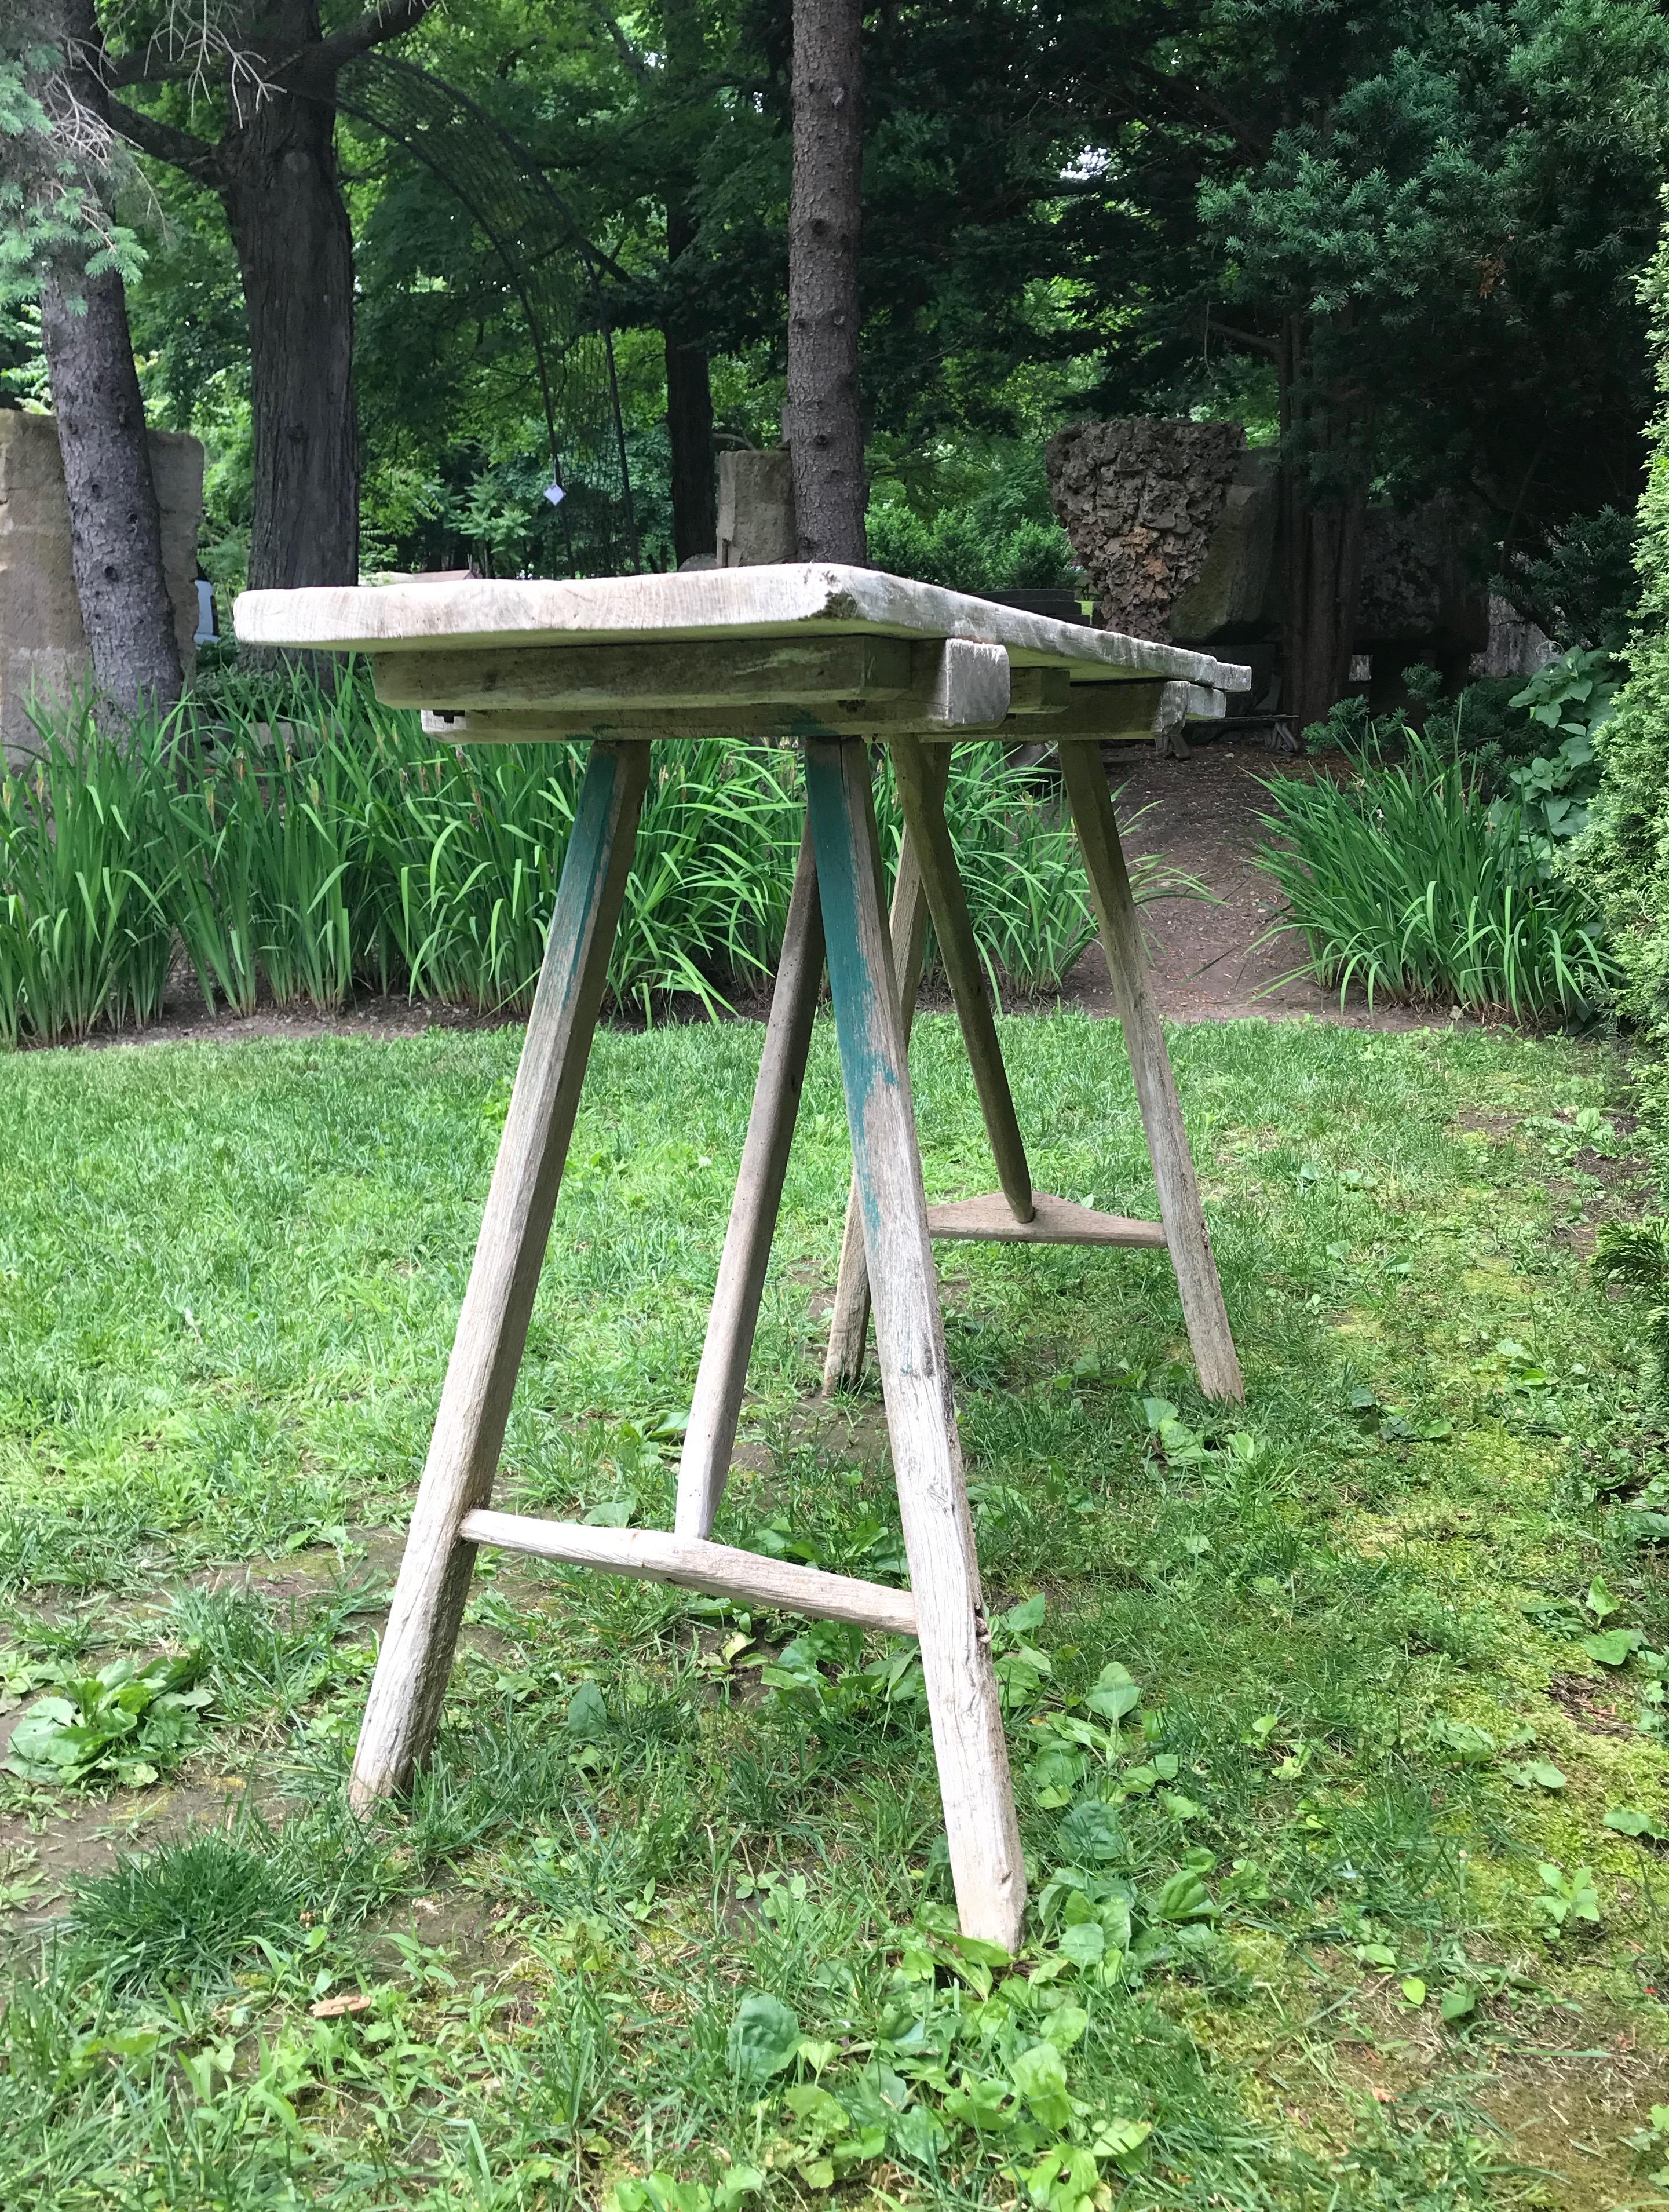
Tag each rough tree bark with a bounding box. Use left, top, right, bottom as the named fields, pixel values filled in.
left=1277, top=315, right=1369, bottom=731
left=785, top=0, right=866, bottom=564
left=39, top=270, right=184, bottom=714
left=1279, top=468, right=1368, bottom=731
left=666, top=199, right=717, bottom=564
left=106, top=0, right=437, bottom=593
left=216, top=8, right=359, bottom=593
left=660, top=0, right=716, bottom=564
left=32, top=0, right=182, bottom=714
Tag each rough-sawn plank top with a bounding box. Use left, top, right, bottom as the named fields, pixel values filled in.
left=235, top=562, right=1250, bottom=693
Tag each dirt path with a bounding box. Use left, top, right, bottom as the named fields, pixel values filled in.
left=1064, top=740, right=1441, bottom=1029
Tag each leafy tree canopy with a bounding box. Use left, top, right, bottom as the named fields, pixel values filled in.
left=6, top=0, right=1657, bottom=618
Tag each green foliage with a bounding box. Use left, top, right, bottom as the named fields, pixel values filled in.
left=1569, top=212, right=1669, bottom=1036
left=1593, top=1214, right=1669, bottom=1296
left=67, top=1833, right=302, bottom=1992
left=0, top=703, right=177, bottom=1046
left=867, top=501, right=1077, bottom=596
left=1185, top=0, right=1669, bottom=562
left=1593, top=1215, right=1669, bottom=1390
left=0, top=292, right=46, bottom=407
left=1528, top=1859, right=1602, bottom=1940
left=0, top=672, right=1147, bottom=1044
left=867, top=505, right=1076, bottom=594
left=865, top=439, right=1080, bottom=597
left=1313, top=655, right=1613, bottom=895
left=720, top=1906, right=1183, bottom=2200
left=0, top=34, right=147, bottom=305
left=726, top=1993, right=801, bottom=2081
left=1482, top=648, right=1616, bottom=868
left=1256, top=732, right=1615, bottom=1018
left=1501, top=505, right=1641, bottom=652
left=901, top=750, right=1105, bottom=1000
left=6, top=1647, right=210, bottom=1788
left=1511, top=648, right=1617, bottom=743
left=1627, top=2104, right=1669, bottom=2193
left=1449, top=674, right=1543, bottom=765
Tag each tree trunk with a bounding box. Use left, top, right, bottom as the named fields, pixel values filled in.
left=36, top=0, right=182, bottom=716
left=217, top=21, right=359, bottom=592
left=785, top=0, right=865, bottom=564
left=665, top=202, right=716, bottom=564
left=1280, top=472, right=1369, bottom=731
left=1277, top=315, right=1368, bottom=732
left=39, top=270, right=185, bottom=718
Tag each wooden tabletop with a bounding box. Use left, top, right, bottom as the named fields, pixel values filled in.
left=235, top=564, right=1250, bottom=692
left=234, top=565, right=1252, bottom=745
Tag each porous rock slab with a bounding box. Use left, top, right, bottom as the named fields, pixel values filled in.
left=1046, top=419, right=1246, bottom=643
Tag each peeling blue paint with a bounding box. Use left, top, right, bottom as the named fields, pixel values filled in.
left=541, top=742, right=627, bottom=1026
left=803, top=738, right=901, bottom=1255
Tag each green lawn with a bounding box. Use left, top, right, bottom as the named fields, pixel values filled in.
left=0, top=1012, right=1665, bottom=2209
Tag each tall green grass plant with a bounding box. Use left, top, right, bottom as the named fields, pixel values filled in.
left=1256, top=732, right=1615, bottom=1020
left=0, top=696, right=177, bottom=1046
left=1, top=671, right=1135, bottom=1045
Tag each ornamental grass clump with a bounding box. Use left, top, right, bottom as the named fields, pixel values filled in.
left=1255, top=733, right=1615, bottom=1020
left=67, top=1831, right=303, bottom=1993
left=0, top=701, right=177, bottom=1046
left=0, top=667, right=1123, bottom=1043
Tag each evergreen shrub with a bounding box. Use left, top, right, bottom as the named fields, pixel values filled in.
left=1570, top=218, right=1669, bottom=1036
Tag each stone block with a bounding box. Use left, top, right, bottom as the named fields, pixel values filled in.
left=0, top=409, right=203, bottom=760
left=1046, top=419, right=1493, bottom=696
left=717, top=448, right=797, bottom=567
left=1168, top=450, right=1280, bottom=643
left=1356, top=496, right=1488, bottom=655
left=1473, top=593, right=1556, bottom=681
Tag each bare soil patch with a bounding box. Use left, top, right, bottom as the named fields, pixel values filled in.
left=1547, top=1672, right=1635, bottom=1737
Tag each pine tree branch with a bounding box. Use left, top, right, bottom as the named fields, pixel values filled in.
left=1208, top=320, right=1281, bottom=363
left=587, top=3, right=651, bottom=83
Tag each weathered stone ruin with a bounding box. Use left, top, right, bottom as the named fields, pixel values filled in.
left=0, top=410, right=203, bottom=760
left=1043, top=417, right=1554, bottom=718
left=1045, top=419, right=1246, bottom=641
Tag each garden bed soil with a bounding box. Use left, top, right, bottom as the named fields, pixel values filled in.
left=1074, top=740, right=1444, bottom=1028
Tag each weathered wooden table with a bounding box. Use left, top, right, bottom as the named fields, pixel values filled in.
left=236, top=564, right=1250, bottom=1950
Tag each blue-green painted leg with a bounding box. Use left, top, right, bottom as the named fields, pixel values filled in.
left=803, top=735, right=1026, bottom=1950
left=352, top=740, right=651, bottom=1808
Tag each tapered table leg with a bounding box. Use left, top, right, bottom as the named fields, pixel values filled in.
left=822, top=750, right=944, bottom=1392
left=893, top=735, right=1033, bottom=1222
left=675, top=825, right=825, bottom=1536
left=804, top=734, right=1025, bottom=1951
left=1058, top=739, right=1243, bottom=1403
left=350, top=741, right=652, bottom=1808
